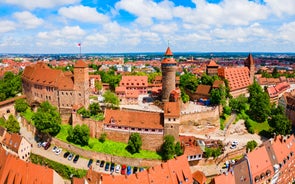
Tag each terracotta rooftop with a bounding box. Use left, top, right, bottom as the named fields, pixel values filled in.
left=75, top=60, right=88, bottom=68
left=0, top=95, right=26, bottom=107
left=119, top=76, right=148, bottom=87
left=22, top=62, right=74, bottom=90
left=0, top=147, right=55, bottom=184
left=212, top=80, right=225, bottom=88
left=192, top=170, right=206, bottom=184
left=218, top=67, right=250, bottom=91
left=195, top=84, right=211, bottom=95
left=104, top=109, right=163, bottom=129
left=2, top=132, right=22, bottom=153
left=164, top=47, right=173, bottom=56
left=207, top=60, right=219, bottom=67
left=163, top=102, right=180, bottom=117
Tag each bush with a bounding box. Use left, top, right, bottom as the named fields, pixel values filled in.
left=99, top=133, right=107, bottom=143
left=223, top=106, right=232, bottom=115
left=246, top=140, right=258, bottom=152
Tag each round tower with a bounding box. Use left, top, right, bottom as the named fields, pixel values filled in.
left=161, top=47, right=177, bottom=102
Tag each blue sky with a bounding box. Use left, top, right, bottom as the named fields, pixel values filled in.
left=0, top=0, right=295, bottom=53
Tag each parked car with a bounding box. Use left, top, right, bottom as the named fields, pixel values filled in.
left=73, top=155, right=80, bottom=163
left=139, top=167, right=144, bottom=172
left=55, top=148, right=62, bottom=155
left=115, top=165, right=121, bottom=173
left=133, top=167, right=138, bottom=174
left=121, top=165, right=126, bottom=175
left=41, top=142, right=48, bottom=147
left=127, top=166, right=132, bottom=175
left=232, top=141, right=238, bottom=146
left=96, top=160, right=100, bottom=165
left=230, top=144, right=237, bottom=149
left=63, top=151, right=70, bottom=158
left=68, top=153, right=74, bottom=160
left=88, top=159, right=93, bottom=168
left=100, top=160, right=105, bottom=168
left=52, top=146, right=58, bottom=152
left=110, top=163, right=115, bottom=172
left=105, top=162, right=110, bottom=171
left=44, top=142, right=51, bottom=150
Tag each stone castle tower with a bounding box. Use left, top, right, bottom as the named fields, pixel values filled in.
left=161, top=47, right=177, bottom=102
left=74, top=60, right=90, bottom=108
left=245, top=53, right=255, bottom=84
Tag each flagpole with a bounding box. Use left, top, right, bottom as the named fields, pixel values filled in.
left=79, top=43, right=81, bottom=59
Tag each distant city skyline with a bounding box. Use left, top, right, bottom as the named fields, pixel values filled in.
left=1, top=0, right=295, bottom=54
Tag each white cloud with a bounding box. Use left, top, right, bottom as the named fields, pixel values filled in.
left=150, top=23, right=178, bottom=34
left=0, top=20, right=16, bottom=33
left=115, top=0, right=174, bottom=21
left=13, top=11, right=43, bottom=29
left=278, top=21, right=295, bottom=42
left=85, top=33, right=108, bottom=46
left=37, top=26, right=85, bottom=40
left=265, top=0, right=295, bottom=16
left=58, top=5, right=109, bottom=23
left=3, top=0, right=80, bottom=10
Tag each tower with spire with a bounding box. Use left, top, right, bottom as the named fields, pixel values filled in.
left=244, top=53, right=255, bottom=84
left=161, top=47, right=177, bottom=102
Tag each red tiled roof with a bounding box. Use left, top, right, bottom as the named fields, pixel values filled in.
left=164, top=102, right=180, bottom=117
left=0, top=95, right=26, bottom=106
left=75, top=60, right=88, bottom=68
left=212, top=80, right=225, bottom=88
left=218, top=67, right=250, bottom=91
left=165, top=47, right=173, bottom=56
left=2, top=133, right=22, bottom=153
left=119, top=76, right=148, bottom=87
left=104, top=109, right=163, bottom=129
left=207, top=60, right=219, bottom=67
left=0, top=147, right=54, bottom=184
left=213, top=172, right=235, bottom=184
left=247, top=145, right=274, bottom=183
left=195, top=84, right=211, bottom=95
left=192, top=170, right=206, bottom=184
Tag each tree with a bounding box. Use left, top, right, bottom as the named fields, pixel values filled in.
left=269, top=106, right=291, bottom=136
left=67, top=124, right=90, bottom=146
left=0, top=72, right=22, bottom=101
left=246, top=140, right=257, bottom=152
left=180, top=72, right=199, bottom=92
left=248, top=82, right=271, bottom=122
left=180, top=88, right=190, bottom=103
left=14, top=98, right=29, bottom=113
left=32, top=101, right=61, bottom=136
left=99, top=132, right=107, bottom=143
left=103, top=90, right=119, bottom=108
left=161, top=135, right=175, bottom=161
left=210, top=85, right=226, bottom=106
left=5, top=115, right=20, bottom=133
left=127, top=133, right=142, bottom=154
left=175, top=142, right=183, bottom=156
left=77, top=107, right=91, bottom=118
left=89, top=102, right=101, bottom=115
left=229, top=95, right=248, bottom=113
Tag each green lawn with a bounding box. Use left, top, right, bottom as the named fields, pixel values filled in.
left=248, top=119, right=271, bottom=134
left=56, top=124, right=162, bottom=160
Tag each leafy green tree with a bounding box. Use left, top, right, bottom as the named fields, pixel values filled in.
left=89, top=102, right=101, bottom=115
left=269, top=106, right=291, bottom=136
left=5, top=115, right=20, bottom=133
left=210, top=85, right=226, bottom=105
left=99, top=132, right=107, bottom=143
left=272, top=67, right=280, bottom=78
left=200, top=74, right=214, bottom=85
left=127, top=133, right=142, bottom=154
left=229, top=95, right=248, bottom=113
left=180, top=88, right=190, bottom=103
left=175, top=142, right=183, bottom=156
left=223, top=106, right=232, bottom=115
left=246, top=140, right=258, bottom=152
left=67, top=124, right=90, bottom=146
left=180, top=72, right=199, bottom=92
left=32, top=101, right=61, bottom=136
left=0, top=72, right=22, bottom=101
left=248, top=82, right=271, bottom=122
left=14, top=98, right=29, bottom=113
left=77, top=107, right=91, bottom=118
left=161, top=135, right=175, bottom=161
left=103, top=90, right=119, bottom=108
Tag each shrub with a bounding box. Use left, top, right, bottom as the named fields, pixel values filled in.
left=99, top=133, right=107, bottom=143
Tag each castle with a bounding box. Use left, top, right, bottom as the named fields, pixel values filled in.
left=22, top=60, right=89, bottom=122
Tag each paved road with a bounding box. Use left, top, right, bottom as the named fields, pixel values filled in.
left=20, top=125, right=120, bottom=175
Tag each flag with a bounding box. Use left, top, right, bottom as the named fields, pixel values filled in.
left=78, top=43, right=81, bottom=47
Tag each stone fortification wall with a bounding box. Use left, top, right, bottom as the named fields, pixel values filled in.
left=51, top=138, right=162, bottom=167
left=180, top=106, right=220, bottom=127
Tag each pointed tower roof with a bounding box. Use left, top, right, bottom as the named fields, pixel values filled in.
left=162, top=47, right=176, bottom=64
left=164, top=47, right=173, bottom=56
left=75, top=60, right=88, bottom=68
left=245, top=53, right=255, bottom=65
left=207, top=60, right=219, bottom=67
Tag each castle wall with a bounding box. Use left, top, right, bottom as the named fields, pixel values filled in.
left=180, top=106, right=220, bottom=127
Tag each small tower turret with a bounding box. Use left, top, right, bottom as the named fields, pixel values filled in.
left=245, top=53, right=255, bottom=84
left=161, top=47, right=177, bottom=102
